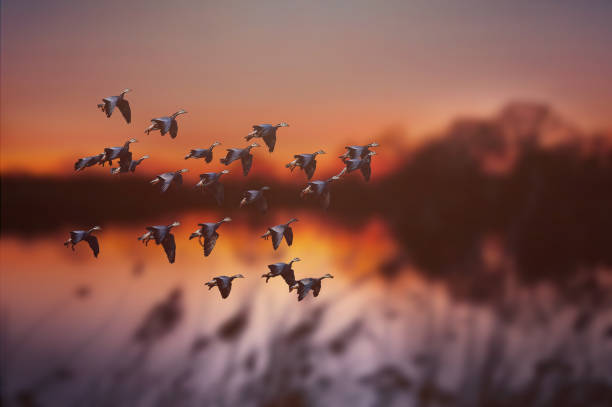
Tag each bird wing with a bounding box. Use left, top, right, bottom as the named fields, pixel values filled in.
left=130, top=157, right=144, bottom=172
left=204, top=149, right=213, bottom=163
left=202, top=172, right=215, bottom=181
left=170, top=118, right=179, bottom=139
left=203, top=232, right=219, bottom=257
left=70, top=230, right=86, bottom=243
left=262, top=131, right=276, bottom=152
left=304, top=160, right=317, bottom=180
left=208, top=182, right=224, bottom=206
left=267, top=263, right=284, bottom=276
left=360, top=161, right=372, bottom=181
left=269, top=227, right=284, bottom=250
left=345, top=158, right=362, bottom=172
left=160, top=178, right=172, bottom=193
left=222, top=149, right=241, bottom=165
left=257, top=195, right=268, bottom=214
left=241, top=153, right=253, bottom=176
left=280, top=267, right=297, bottom=287
left=299, top=154, right=313, bottom=167
left=153, top=118, right=171, bottom=135
left=118, top=152, right=133, bottom=173
left=104, top=147, right=121, bottom=161
left=346, top=146, right=364, bottom=159
left=102, top=96, right=118, bottom=117
left=148, top=226, right=167, bottom=244
left=74, top=158, right=87, bottom=171
left=297, top=283, right=312, bottom=301
left=243, top=190, right=257, bottom=203
left=84, top=235, right=100, bottom=258
left=197, top=223, right=216, bottom=234
left=321, top=190, right=331, bottom=210
left=162, top=233, right=176, bottom=264
left=116, top=99, right=131, bottom=123
left=312, top=281, right=322, bottom=297
left=284, top=226, right=294, bottom=246
left=189, top=149, right=203, bottom=158
left=218, top=280, right=232, bottom=299
left=310, top=181, right=326, bottom=195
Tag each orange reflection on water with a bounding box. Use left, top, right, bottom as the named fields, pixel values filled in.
left=0, top=210, right=398, bottom=355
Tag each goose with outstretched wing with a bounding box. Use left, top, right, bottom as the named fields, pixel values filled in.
left=245, top=122, right=289, bottom=152
left=145, top=109, right=187, bottom=139
left=97, top=88, right=131, bottom=123
left=189, top=217, right=232, bottom=257
left=138, top=222, right=180, bottom=264
left=64, top=226, right=102, bottom=258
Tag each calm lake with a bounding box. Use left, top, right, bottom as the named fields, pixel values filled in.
left=1, top=210, right=610, bottom=406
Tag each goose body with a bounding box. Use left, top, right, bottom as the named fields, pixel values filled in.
left=97, top=89, right=131, bottom=123
left=189, top=217, right=232, bottom=257
left=150, top=169, right=188, bottom=193
left=339, top=142, right=379, bottom=161
left=145, top=109, right=187, bottom=139
left=74, top=153, right=105, bottom=172
left=245, top=122, right=289, bottom=152
left=261, top=218, right=298, bottom=250
left=261, top=258, right=301, bottom=289
left=195, top=170, right=229, bottom=206
left=344, top=151, right=376, bottom=181
left=290, top=274, right=334, bottom=301
left=111, top=153, right=149, bottom=174
left=240, top=186, right=270, bottom=214
left=185, top=141, right=221, bottom=163
left=64, top=226, right=101, bottom=257
left=100, top=138, right=138, bottom=166
left=205, top=274, right=244, bottom=299
left=138, top=222, right=180, bottom=263
left=300, top=168, right=345, bottom=209
left=286, top=150, right=325, bottom=180
left=220, top=143, right=260, bottom=176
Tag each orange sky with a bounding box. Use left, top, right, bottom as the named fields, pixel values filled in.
left=2, top=0, right=611, bottom=175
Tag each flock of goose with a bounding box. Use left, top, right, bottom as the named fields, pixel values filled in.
left=66, top=89, right=379, bottom=301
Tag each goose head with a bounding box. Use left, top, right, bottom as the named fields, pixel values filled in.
left=140, top=155, right=150, bottom=160
left=314, top=150, right=326, bottom=156
left=221, top=217, right=232, bottom=223
left=232, top=274, right=245, bottom=279
left=120, top=88, right=131, bottom=96
left=286, top=218, right=298, bottom=225
left=178, top=168, right=189, bottom=174
left=169, top=221, right=181, bottom=229
left=276, top=122, right=289, bottom=128
left=89, top=226, right=102, bottom=233
left=367, top=142, right=379, bottom=148
left=220, top=169, right=230, bottom=175
left=211, top=141, right=221, bottom=148
left=174, top=109, right=188, bottom=116
left=290, top=257, right=302, bottom=264
left=128, top=138, right=138, bottom=144
left=249, top=143, right=261, bottom=149
left=260, top=186, right=270, bottom=192
left=320, top=273, right=334, bottom=280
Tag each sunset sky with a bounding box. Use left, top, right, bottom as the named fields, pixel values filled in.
left=2, top=0, right=611, bottom=175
